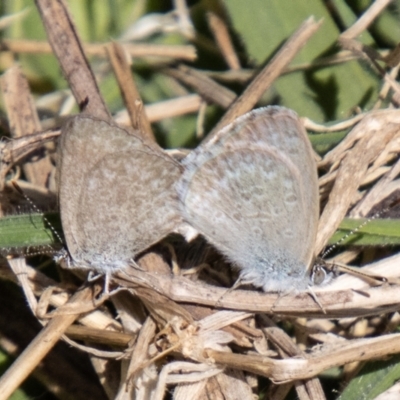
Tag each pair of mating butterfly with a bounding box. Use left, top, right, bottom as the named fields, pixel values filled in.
left=58, top=106, right=324, bottom=293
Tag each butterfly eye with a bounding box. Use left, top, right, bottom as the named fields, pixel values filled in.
left=310, top=262, right=335, bottom=286
left=311, top=264, right=327, bottom=285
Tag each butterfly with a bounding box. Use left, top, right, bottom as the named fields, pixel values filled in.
left=177, top=106, right=321, bottom=292
left=58, top=115, right=184, bottom=274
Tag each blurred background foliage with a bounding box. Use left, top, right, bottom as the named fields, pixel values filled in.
left=1, top=0, right=399, bottom=149
left=1, top=1, right=400, bottom=399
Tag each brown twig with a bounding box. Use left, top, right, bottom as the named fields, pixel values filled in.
left=0, top=38, right=197, bottom=61
left=206, top=331, right=400, bottom=383
left=0, top=285, right=95, bottom=400
left=106, top=42, right=155, bottom=141
left=0, top=66, right=53, bottom=189
left=35, top=0, right=109, bottom=119
left=207, top=12, right=240, bottom=70
left=165, top=64, right=237, bottom=108
left=340, top=0, right=393, bottom=40
left=260, top=315, right=325, bottom=399
left=114, top=254, right=400, bottom=319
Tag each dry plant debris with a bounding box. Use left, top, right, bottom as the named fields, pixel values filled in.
left=0, top=1, right=400, bottom=400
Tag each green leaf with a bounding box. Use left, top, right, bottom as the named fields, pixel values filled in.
left=329, top=218, right=400, bottom=246
left=0, top=212, right=63, bottom=255
left=338, top=354, right=400, bottom=400
left=309, top=130, right=347, bottom=155
left=223, top=0, right=380, bottom=121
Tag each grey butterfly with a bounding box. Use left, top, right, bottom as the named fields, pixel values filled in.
left=177, top=106, right=320, bottom=292
left=58, top=115, right=184, bottom=274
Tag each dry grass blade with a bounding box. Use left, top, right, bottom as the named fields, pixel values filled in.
left=121, top=317, right=157, bottom=398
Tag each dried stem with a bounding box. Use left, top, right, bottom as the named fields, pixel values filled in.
left=208, top=16, right=322, bottom=138
left=35, top=0, right=109, bottom=119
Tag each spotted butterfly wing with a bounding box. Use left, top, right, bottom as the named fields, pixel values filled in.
left=58, top=115, right=183, bottom=273
left=177, top=106, right=319, bottom=291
